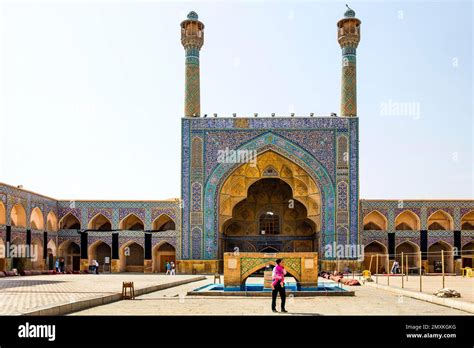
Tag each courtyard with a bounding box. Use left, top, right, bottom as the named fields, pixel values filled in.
left=0, top=273, right=204, bottom=315
left=69, top=275, right=472, bottom=316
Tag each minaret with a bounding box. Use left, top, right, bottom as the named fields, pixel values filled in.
left=337, top=5, right=361, bottom=117
left=181, top=11, right=204, bottom=117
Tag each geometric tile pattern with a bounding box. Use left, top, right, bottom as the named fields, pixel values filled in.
left=182, top=117, right=360, bottom=260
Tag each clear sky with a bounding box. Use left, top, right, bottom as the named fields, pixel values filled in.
left=0, top=0, right=472, bottom=200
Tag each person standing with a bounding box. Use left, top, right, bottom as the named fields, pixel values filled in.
left=59, top=258, right=65, bottom=273
left=55, top=259, right=60, bottom=272
left=94, top=259, right=100, bottom=274
left=271, top=259, right=288, bottom=313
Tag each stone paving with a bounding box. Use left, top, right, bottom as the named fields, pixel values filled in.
left=0, top=274, right=203, bottom=315
left=72, top=276, right=470, bottom=316
left=367, top=275, right=474, bottom=303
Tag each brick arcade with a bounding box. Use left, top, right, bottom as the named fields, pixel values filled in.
left=0, top=8, right=473, bottom=277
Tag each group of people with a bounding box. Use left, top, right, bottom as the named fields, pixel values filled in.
left=54, top=258, right=65, bottom=273
left=165, top=261, right=176, bottom=275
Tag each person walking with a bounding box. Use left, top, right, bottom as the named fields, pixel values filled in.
left=165, top=262, right=171, bottom=275
left=391, top=260, right=400, bottom=274
left=170, top=261, right=176, bottom=275
left=55, top=259, right=60, bottom=272
left=271, top=258, right=287, bottom=313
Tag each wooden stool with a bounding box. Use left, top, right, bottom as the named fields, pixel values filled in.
left=122, top=281, right=135, bottom=300
left=213, top=273, right=221, bottom=284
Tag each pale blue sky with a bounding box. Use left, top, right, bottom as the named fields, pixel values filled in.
left=0, top=0, right=472, bottom=200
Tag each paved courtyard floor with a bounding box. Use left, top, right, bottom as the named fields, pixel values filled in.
left=0, top=274, right=202, bottom=315
left=72, top=276, right=470, bottom=316
left=367, top=275, right=474, bottom=303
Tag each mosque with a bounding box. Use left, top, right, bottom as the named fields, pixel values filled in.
left=0, top=8, right=473, bottom=277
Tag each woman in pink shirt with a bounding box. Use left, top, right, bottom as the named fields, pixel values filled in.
left=271, top=258, right=288, bottom=313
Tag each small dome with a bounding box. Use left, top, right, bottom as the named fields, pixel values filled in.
left=187, top=11, right=199, bottom=20
left=344, top=4, right=355, bottom=18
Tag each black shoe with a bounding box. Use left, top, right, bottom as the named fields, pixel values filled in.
left=281, top=309, right=288, bottom=313
left=272, top=309, right=278, bottom=313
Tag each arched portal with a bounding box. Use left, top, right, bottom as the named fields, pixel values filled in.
left=428, top=241, right=453, bottom=273
left=217, top=150, right=322, bottom=259
left=46, top=212, right=58, bottom=232
left=119, top=214, right=144, bottom=231
left=152, top=214, right=176, bottom=231
left=58, top=241, right=81, bottom=271
left=30, top=208, right=44, bottom=230
left=31, top=238, right=44, bottom=270
left=60, top=213, right=81, bottom=230
left=88, top=214, right=112, bottom=231
left=363, top=211, right=387, bottom=231
left=461, top=211, right=474, bottom=230
left=461, top=242, right=474, bottom=268
left=363, top=241, right=388, bottom=274
left=152, top=242, right=176, bottom=272
left=427, top=210, right=453, bottom=230
left=243, top=264, right=298, bottom=287
left=0, top=202, right=6, bottom=225
left=46, top=239, right=57, bottom=270
left=203, top=134, right=335, bottom=261
left=89, top=241, right=111, bottom=272
left=395, top=241, right=420, bottom=272
left=11, top=203, right=27, bottom=228
left=119, top=242, right=144, bottom=272
left=395, top=210, right=420, bottom=231
left=10, top=237, right=27, bottom=271
left=222, top=178, right=317, bottom=254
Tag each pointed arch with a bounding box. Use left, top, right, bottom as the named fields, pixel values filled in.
left=47, top=239, right=57, bottom=256
left=461, top=210, right=474, bottom=230
left=119, top=213, right=144, bottom=231
left=88, top=213, right=112, bottom=231
left=152, top=241, right=176, bottom=272
left=395, top=240, right=420, bottom=271
left=88, top=240, right=111, bottom=272
left=31, top=238, right=44, bottom=270
left=0, top=201, right=6, bottom=225
left=461, top=242, right=473, bottom=268
left=46, top=239, right=57, bottom=270
left=191, top=136, right=203, bottom=168
left=395, top=210, right=420, bottom=231
left=10, top=203, right=27, bottom=228
left=58, top=240, right=81, bottom=272
left=59, top=212, right=81, bottom=230
left=363, top=240, right=389, bottom=274
left=152, top=214, right=176, bottom=231
left=427, top=210, right=453, bottom=230
left=203, top=132, right=335, bottom=260
left=30, top=207, right=44, bottom=230
left=46, top=211, right=58, bottom=232
left=337, top=135, right=349, bottom=167
left=241, top=259, right=301, bottom=284
left=428, top=240, right=454, bottom=273
left=363, top=210, right=387, bottom=231
left=119, top=241, right=144, bottom=272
